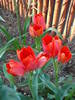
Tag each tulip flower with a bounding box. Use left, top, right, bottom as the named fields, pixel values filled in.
left=6, top=46, right=49, bottom=76
left=58, top=46, right=72, bottom=63
left=33, top=13, right=46, bottom=30
left=29, top=24, right=43, bottom=37
left=42, top=34, right=62, bottom=57
left=6, top=60, right=25, bottom=76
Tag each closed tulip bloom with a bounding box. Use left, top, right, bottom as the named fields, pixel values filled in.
left=42, top=34, right=62, bottom=57
left=6, top=46, right=49, bottom=76
left=29, top=24, right=43, bottom=37
left=33, top=13, right=46, bottom=30
left=58, top=46, right=72, bottom=63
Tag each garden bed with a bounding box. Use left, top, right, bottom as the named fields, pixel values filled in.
left=0, top=7, right=75, bottom=99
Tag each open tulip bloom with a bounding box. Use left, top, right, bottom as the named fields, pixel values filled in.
left=58, top=46, right=72, bottom=63
left=6, top=46, right=49, bottom=76
left=42, top=34, right=62, bottom=58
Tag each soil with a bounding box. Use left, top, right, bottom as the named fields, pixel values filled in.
left=0, top=7, right=75, bottom=97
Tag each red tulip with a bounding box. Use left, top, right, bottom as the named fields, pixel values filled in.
left=6, top=60, right=25, bottom=76
left=29, top=24, right=43, bottom=37
left=58, top=46, right=72, bottom=63
left=6, top=46, right=49, bottom=76
left=42, top=34, right=62, bottom=57
left=17, top=46, right=36, bottom=72
left=36, top=52, right=50, bottom=68
left=33, top=13, right=46, bottom=30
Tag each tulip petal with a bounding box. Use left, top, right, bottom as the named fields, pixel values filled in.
left=58, top=46, right=72, bottom=63
left=6, top=60, right=25, bottom=76
left=42, top=34, right=62, bottom=57
left=29, top=24, right=43, bottom=37
left=17, top=46, right=36, bottom=62
left=33, top=13, right=46, bottom=30
left=36, top=52, right=50, bottom=68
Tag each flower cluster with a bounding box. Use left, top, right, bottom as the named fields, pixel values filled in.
left=6, top=46, right=49, bottom=76
left=42, top=34, right=72, bottom=63
left=6, top=13, right=72, bottom=76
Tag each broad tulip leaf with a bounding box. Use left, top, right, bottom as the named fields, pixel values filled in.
left=20, top=94, right=32, bottom=100
left=40, top=74, right=57, bottom=94
left=32, top=73, right=38, bottom=100
left=0, top=85, right=20, bottom=100
left=0, top=77, right=3, bottom=87
left=47, top=93, right=55, bottom=100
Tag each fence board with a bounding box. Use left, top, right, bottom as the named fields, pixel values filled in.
left=0, top=0, right=75, bottom=40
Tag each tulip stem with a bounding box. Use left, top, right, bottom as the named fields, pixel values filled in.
left=35, top=37, right=41, bottom=52
left=28, top=72, right=39, bottom=100
left=53, top=58, right=59, bottom=87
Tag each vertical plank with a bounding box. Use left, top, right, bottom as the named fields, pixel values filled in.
left=3, top=0, right=6, bottom=8
left=6, top=0, right=9, bottom=10
left=57, top=0, right=69, bottom=34
left=19, top=0, right=23, bottom=16
left=42, top=0, right=48, bottom=21
left=32, top=0, right=37, bottom=15
left=37, top=0, right=43, bottom=13
left=46, top=0, right=54, bottom=29
left=63, top=0, right=75, bottom=39
left=0, top=0, right=3, bottom=6
left=12, top=0, right=15, bottom=13
left=52, top=0, right=61, bottom=28
left=22, top=0, right=26, bottom=18
left=70, top=18, right=75, bottom=41
left=9, top=0, right=12, bottom=11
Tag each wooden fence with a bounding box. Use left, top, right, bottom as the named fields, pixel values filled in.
left=0, top=0, right=75, bottom=41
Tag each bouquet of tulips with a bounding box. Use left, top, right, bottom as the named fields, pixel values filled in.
left=0, top=13, right=75, bottom=100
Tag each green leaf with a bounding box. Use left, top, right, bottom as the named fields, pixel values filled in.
left=38, top=96, right=44, bottom=100
left=32, top=71, right=39, bottom=100
left=22, top=17, right=30, bottom=45
left=61, top=83, right=75, bottom=99
left=40, top=74, right=57, bottom=94
left=0, top=25, right=11, bottom=40
left=3, top=64, right=15, bottom=86
left=0, top=38, right=15, bottom=58
left=0, top=76, right=3, bottom=87
left=28, top=71, right=39, bottom=100
left=41, top=27, right=63, bottom=39
left=0, top=85, right=20, bottom=100
left=20, top=94, right=32, bottom=100
left=47, top=93, right=55, bottom=100
left=0, top=16, right=5, bottom=22
left=24, top=17, right=30, bottom=33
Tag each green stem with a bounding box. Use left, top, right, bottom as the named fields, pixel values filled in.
left=28, top=72, right=38, bottom=100
left=53, top=58, right=59, bottom=87
left=35, top=37, right=41, bottom=52
left=14, top=0, right=22, bottom=42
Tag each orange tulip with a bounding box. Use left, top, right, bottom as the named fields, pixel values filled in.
left=29, top=24, right=43, bottom=37
left=58, top=46, right=72, bottom=63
